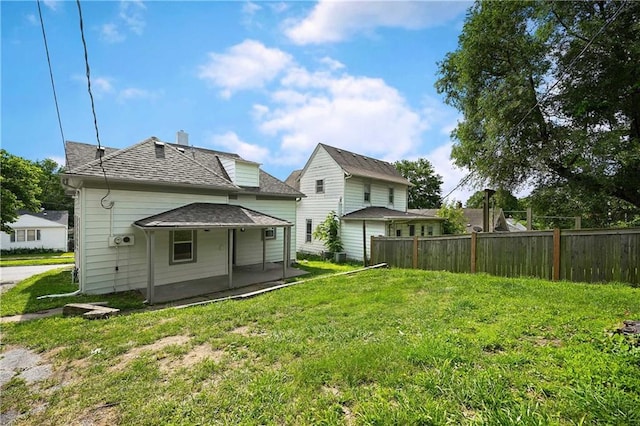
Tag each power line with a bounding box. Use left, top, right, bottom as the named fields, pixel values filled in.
left=37, top=0, right=65, bottom=151
left=443, top=1, right=628, bottom=202
left=75, top=0, right=113, bottom=209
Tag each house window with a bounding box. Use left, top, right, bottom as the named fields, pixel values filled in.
left=389, top=187, right=394, bottom=204
left=421, top=226, right=425, bottom=237
left=306, top=219, right=312, bottom=242
left=264, top=227, right=276, bottom=240
left=171, top=230, right=197, bottom=264
left=364, top=183, right=371, bottom=202
left=409, top=225, right=415, bottom=236
left=428, top=226, right=434, bottom=236
left=396, top=229, right=402, bottom=237
left=10, top=229, right=39, bottom=242
left=316, top=179, right=324, bottom=193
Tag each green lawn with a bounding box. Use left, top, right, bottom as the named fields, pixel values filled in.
left=0, top=252, right=75, bottom=267
left=1, top=267, right=639, bottom=425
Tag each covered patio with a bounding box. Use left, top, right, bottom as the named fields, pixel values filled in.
left=141, top=262, right=308, bottom=304
left=134, top=203, right=298, bottom=304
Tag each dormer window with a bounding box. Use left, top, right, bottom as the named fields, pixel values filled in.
left=364, top=183, right=371, bottom=202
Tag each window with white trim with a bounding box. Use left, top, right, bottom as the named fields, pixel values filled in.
left=10, top=229, right=41, bottom=242
left=264, top=227, right=276, bottom=240
left=364, top=183, right=371, bottom=203
left=306, top=219, right=312, bottom=242
left=316, top=179, right=324, bottom=193
left=171, top=230, right=197, bottom=264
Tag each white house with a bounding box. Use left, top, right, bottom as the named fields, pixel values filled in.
left=1, top=210, right=69, bottom=252
left=62, top=133, right=303, bottom=303
left=287, top=143, right=443, bottom=262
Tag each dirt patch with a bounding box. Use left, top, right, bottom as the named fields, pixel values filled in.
left=111, top=335, right=191, bottom=371
left=0, top=347, right=53, bottom=387
left=230, top=325, right=252, bottom=336
left=78, top=403, right=120, bottom=426
left=533, top=338, right=562, bottom=347
left=158, top=345, right=226, bottom=373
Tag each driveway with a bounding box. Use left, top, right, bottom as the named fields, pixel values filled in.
left=0, top=265, right=72, bottom=292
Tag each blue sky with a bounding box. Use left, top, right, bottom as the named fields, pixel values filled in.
left=2, top=0, right=475, bottom=201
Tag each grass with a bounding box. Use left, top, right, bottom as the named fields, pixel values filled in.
left=0, top=252, right=75, bottom=267
left=0, top=269, right=145, bottom=317
left=1, top=267, right=639, bottom=424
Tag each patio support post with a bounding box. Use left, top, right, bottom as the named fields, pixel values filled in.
left=282, top=227, right=289, bottom=279
left=228, top=229, right=233, bottom=288
left=146, top=230, right=155, bottom=304
left=262, top=229, right=266, bottom=271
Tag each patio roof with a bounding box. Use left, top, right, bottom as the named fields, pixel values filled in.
left=341, top=206, right=443, bottom=221
left=134, top=203, right=292, bottom=229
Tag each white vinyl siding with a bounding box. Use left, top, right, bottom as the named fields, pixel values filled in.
left=235, top=162, right=260, bottom=187
left=296, top=147, right=345, bottom=255
left=78, top=187, right=228, bottom=294
left=343, top=178, right=408, bottom=214
left=230, top=195, right=297, bottom=264
left=341, top=220, right=385, bottom=261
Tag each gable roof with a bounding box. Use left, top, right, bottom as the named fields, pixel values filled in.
left=319, top=143, right=410, bottom=186
left=342, top=207, right=443, bottom=221
left=134, top=203, right=291, bottom=229
left=64, top=140, right=303, bottom=197
left=17, top=210, right=68, bottom=227
left=285, top=169, right=302, bottom=190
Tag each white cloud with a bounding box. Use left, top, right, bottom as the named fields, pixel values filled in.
left=119, top=0, right=146, bottom=35
left=242, top=1, right=262, bottom=16
left=93, top=77, right=115, bottom=95
left=26, top=14, right=38, bottom=25
left=42, top=0, right=59, bottom=11
left=285, top=0, right=470, bottom=45
left=425, top=142, right=474, bottom=205
left=257, top=67, right=425, bottom=165
left=209, top=131, right=269, bottom=163
left=319, top=56, right=345, bottom=71
left=198, top=40, right=293, bottom=99
left=100, top=23, right=125, bottom=43
left=270, top=2, right=289, bottom=14
left=117, top=87, right=163, bottom=102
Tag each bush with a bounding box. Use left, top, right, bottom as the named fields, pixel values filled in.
left=0, top=248, right=65, bottom=256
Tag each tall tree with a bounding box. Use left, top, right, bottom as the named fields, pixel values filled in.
left=436, top=1, right=640, bottom=208
left=394, top=158, right=443, bottom=209
left=1, top=150, right=42, bottom=232
left=35, top=158, right=73, bottom=213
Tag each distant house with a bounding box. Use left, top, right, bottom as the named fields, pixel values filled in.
left=287, top=143, right=443, bottom=261
left=1, top=210, right=69, bottom=251
left=62, top=133, right=304, bottom=303
left=410, top=208, right=510, bottom=233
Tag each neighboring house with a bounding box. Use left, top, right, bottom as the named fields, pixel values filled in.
left=62, top=133, right=303, bottom=303
left=1, top=210, right=69, bottom=251
left=411, top=208, right=510, bottom=233
left=288, top=143, right=443, bottom=261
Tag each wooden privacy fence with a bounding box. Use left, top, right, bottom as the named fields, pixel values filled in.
left=370, top=228, right=640, bottom=285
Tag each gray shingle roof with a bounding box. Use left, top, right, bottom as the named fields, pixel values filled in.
left=342, top=207, right=441, bottom=221
left=64, top=140, right=303, bottom=197
left=285, top=169, right=301, bottom=190
left=65, top=138, right=237, bottom=190
left=409, top=208, right=507, bottom=232
left=320, top=143, right=410, bottom=186
left=18, top=210, right=69, bottom=226
left=134, top=203, right=291, bottom=228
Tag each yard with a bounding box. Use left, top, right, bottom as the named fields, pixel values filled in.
left=0, top=252, right=74, bottom=267
left=1, top=265, right=639, bottom=424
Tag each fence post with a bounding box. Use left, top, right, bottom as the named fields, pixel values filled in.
left=370, top=235, right=375, bottom=265
left=413, top=236, right=418, bottom=269
left=471, top=232, right=477, bottom=273
left=553, top=228, right=561, bottom=281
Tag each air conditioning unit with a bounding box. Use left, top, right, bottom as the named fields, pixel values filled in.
left=109, top=234, right=135, bottom=247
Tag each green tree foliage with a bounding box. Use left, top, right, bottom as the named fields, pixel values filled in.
left=394, top=159, right=443, bottom=209
left=466, top=188, right=521, bottom=213
left=35, top=158, right=73, bottom=213
left=313, top=211, right=343, bottom=253
left=436, top=1, right=640, bottom=209
left=1, top=150, right=43, bottom=232
left=436, top=203, right=466, bottom=234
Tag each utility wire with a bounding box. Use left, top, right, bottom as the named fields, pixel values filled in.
left=37, top=0, right=65, bottom=151
left=75, top=0, right=113, bottom=209
left=442, top=1, right=628, bottom=202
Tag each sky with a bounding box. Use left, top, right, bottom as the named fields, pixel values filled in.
left=2, top=0, right=477, bottom=203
